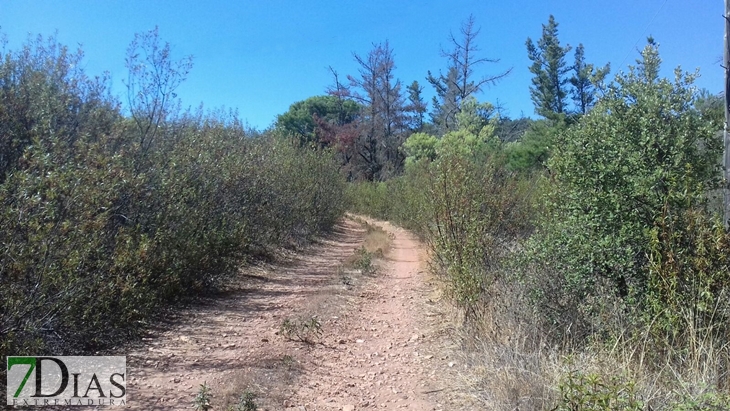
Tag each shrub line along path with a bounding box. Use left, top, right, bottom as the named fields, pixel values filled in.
left=124, top=216, right=476, bottom=410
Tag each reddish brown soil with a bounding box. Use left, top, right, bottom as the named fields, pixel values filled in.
left=123, top=217, right=475, bottom=410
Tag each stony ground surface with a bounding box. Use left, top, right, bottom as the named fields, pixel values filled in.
left=122, top=217, right=477, bottom=410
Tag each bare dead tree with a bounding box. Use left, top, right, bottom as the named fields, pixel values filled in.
left=428, top=15, right=512, bottom=132
left=348, top=41, right=407, bottom=180
left=326, top=66, right=353, bottom=126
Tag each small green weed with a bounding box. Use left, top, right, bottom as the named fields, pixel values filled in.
left=337, top=265, right=353, bottom=286
left=193, top=382, right=213, bottom=411
left=281, top=354, right=296, bottom=368
left=669, top=391, right=730, bottom=411
left=553, top=371, right=643, bottom=411
left=279, top=316, right=323, bottom=344
left=228, top=390, right=258, bottom=411
left=353, top=246, right=375, bottom=274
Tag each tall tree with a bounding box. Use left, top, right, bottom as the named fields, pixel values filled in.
left=526, top=15, right=571, bottom=118
left=569, top=43, right=610, bottom=115
left=275, top=95, right=359, bottom=147
left=405, top=80, right=428, bottom=131
left=428, top=15, right=511, bottom=133
left=320, top=66, right=363, bottom=177
left=428, top=66, right=461, bottom=131
left=348, top=41, right=407, bottom=180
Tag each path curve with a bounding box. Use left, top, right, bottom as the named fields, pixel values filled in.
left=122, top=217, right=474, bottom=410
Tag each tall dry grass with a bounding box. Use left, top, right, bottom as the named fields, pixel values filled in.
left=450, top=267, right=730, bottom=411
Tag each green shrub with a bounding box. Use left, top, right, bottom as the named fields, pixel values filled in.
left=669, top=392, right=730, bottom=411
left=554, top=371, right=644, bottom=411
left=229, top=391, right=258, bottom=411
left=352, top=246, right=375, bottom=274
left=347, top=126, right=534, bottom=317
left=526, top=40, right=723, bottom=342
left=648, top=205, right=730, bottom=331
left=0, top=32, right=345, bottom=361
left=193, top=382, right=213, bottom=411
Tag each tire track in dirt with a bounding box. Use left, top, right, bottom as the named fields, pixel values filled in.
left=121, top=216, right=475, bottom=410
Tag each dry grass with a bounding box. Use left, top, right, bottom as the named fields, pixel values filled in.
left=444, top=278, right=557, bottom=411
left=448, top=276, right=730, bottom=411
left=342, top=216, right=393, bottom=271
left=217, top=355, right=301, bottom=410
left=351, top=216, right=393, bottom=255
left=361, top=221, right=393, bottom=257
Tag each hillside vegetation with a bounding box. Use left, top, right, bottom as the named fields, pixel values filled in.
left=0, top=32, right=345, bottom=360
left=2, top=14, right=729, bottom=410
left=346, top=37, right=730, bottom=411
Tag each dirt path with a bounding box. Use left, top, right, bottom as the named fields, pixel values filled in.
left=124, top=217, right=475, bottom=410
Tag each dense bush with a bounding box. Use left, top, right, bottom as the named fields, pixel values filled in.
left=348, top=123, right=534, bottom=315
left=510, top=42, right=728, bottom=408
left=0, top=33, right=345, bottom=359
left=348, top=39, right=730, bottom=409
left=525, top=40, right=724, bottom=342
left=645, top=203, right=730, bottom=371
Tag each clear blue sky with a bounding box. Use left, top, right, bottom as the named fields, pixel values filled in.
left=0, top=1, right=721, bottom=129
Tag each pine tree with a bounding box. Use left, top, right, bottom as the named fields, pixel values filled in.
left=427, top=66, right=460, bottom=131
left=526, top=15, right=571, bottom=118
left=405, top=80, right=428, bottom=131
left=569, top=43, right=610, bottom=115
